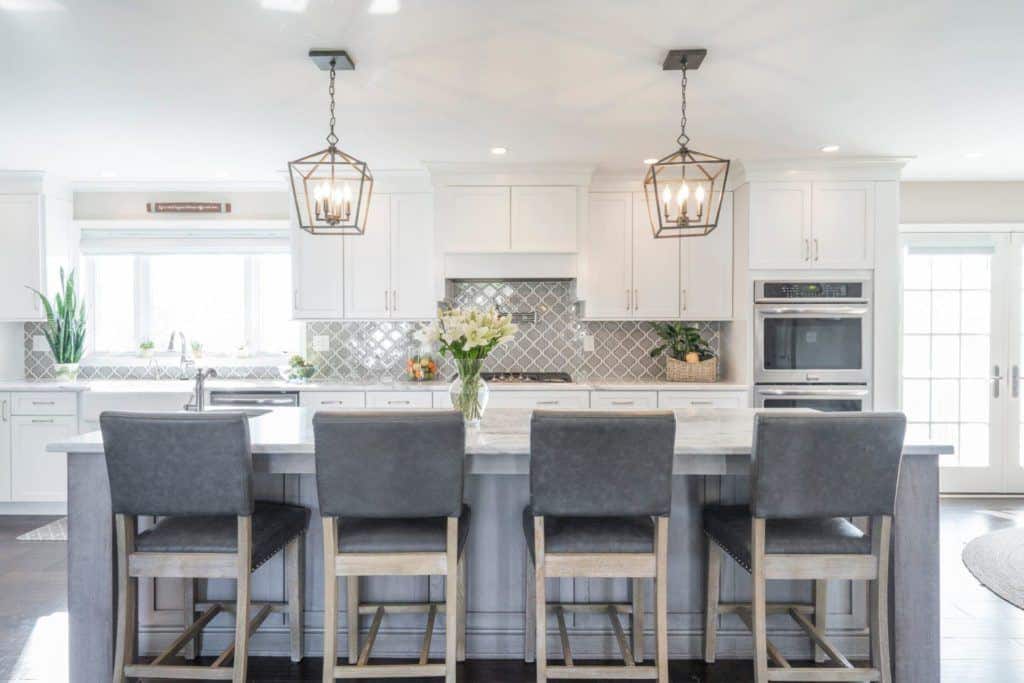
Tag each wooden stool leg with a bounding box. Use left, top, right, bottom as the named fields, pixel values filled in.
left=322, top=518, right=338, bottom=683
left=346, top=576, right=360, bottom=664
left=751, top=519, right=769, bottom=683
left=287, top=535, right=305, bottom=662
left=871, top=516, right=893, bottom=683
left=183, top=578, right=197, bottom=660
left=654, top=517, right=669, bottom=683
left=814, top=579, right=828, bottom=663
left=632, top=577, right=644, bottom=663
left=232, top=517, right=253, bottom=683
left=445, top=518, right=458, bottom=683
left=704, top=540, right=722, bottom=663
left=457, top=548, right=467, bottom=662
left=534, top=517, right=547, bottom=683
left=524, top=551, right=536, bottom=663
left=112, top=515, right=136, bottom=683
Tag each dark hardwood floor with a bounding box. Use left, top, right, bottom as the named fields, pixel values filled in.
left=1, top=501, right=1023, bottom=682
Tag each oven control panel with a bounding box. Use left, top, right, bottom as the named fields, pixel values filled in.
left=756, top=281, right=866, bottom=301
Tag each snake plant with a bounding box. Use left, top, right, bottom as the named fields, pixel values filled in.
left=27, top=267, right=86, bottom=364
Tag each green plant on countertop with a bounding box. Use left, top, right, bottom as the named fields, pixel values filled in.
left=138, top=340, right=155, bottom=351
left=649, top=322, right=714, bottom=363
left=190, top=340, right=203, bottom=357
left=27, top=267, right=86, bottom=364
left=287, top=354, right=316, bottom=380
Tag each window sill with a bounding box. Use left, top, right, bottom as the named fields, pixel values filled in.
left=81, top=353, right=294, bottom=369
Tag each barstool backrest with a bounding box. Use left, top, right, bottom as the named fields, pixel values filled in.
left=313, top=411, right=466, bottom=518
left=751, top=412, right=907, bottom=519
left=530, top=410, right=676, bottom=517
left=100, top=411, right=254, bottom=516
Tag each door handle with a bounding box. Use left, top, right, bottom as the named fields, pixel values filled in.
left=993, top=364, right=1003, bottom=398
left=1014, top=365, right=1020, bottom=399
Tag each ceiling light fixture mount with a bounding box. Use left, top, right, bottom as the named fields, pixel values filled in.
left=288, top=49, right=373, bottom=236
left=643, top=48, right=730, bottom=239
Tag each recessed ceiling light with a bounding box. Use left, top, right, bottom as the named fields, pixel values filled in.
left=260, top=0, right=308, bottom=11
left=643, top=158, right=658, bottom=165
left=965, top=152, right=984, bottom=159
left=819, top=144, right=840, bottom=153
left=490, top=147, right=508, bottom=156
left=367, top=0, right=399, bottom=14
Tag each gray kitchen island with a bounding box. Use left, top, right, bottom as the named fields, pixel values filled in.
left=48, top=407, right=949, bottom=682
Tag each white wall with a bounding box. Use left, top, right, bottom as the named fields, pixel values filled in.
left=901, top=182, right=1024, bottom=224
left=0, top=323, right=24, bottom=380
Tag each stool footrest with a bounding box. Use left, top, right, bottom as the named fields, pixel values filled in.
left=332, top=663, right=448, bottom=678
left=546, top=664, right=659, bottom=679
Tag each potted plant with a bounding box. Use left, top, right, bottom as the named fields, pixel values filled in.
left=280, top=355, right=317, bottom=383
left=138, top=340, right=155, bottom=358
left=416, top=307, right=517, bottom=426
left=190, top=340, right=204, bottom=359
left=649, top=322, right=718, bottom=382
left=27, top=268, right=86, bottom=381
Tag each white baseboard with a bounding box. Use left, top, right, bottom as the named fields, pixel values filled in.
left=0, top=502, right=67, bottom=516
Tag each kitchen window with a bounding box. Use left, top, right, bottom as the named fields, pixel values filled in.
left=80, top=223, right=302, bottom=358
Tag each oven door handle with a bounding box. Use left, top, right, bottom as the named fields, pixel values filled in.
left=758, top=388, right=870, bottom=397
left=758, top=306, right=869, bottom=316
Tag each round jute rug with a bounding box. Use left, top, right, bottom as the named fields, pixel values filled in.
left=962, top=527, right=1024, bottom=609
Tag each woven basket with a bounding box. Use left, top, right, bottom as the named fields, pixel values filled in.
left=666, top=356, right=718, bottom=383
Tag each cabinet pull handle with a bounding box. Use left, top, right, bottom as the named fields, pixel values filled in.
left=682, top=289, right=687, bottom=311
left=813, top=238, right=820, bottom=262
left=802, top=239, right=809, bottom=261
left=626, top=289, right=631, bottom=311
left=993, top=365, right=1003, bottom=398
left=611, top=400, right=635, bottom=406
left=634, top=289, right=639, bottom=311
left=387, top=400, right=411, bottom=405
left=322, top=400, right=344, bottom=406
left=31, top=418, right=54, bottom=424
left=1014, top=365, right=1020, bottom=399
left=690, top=400, right=714, bottom=406
left=32, top=401, right=55, bottom=405
left=384, top=290, right=389, bottom=311
left=537, top=400, right=559, bottom=406
left=1, top=400, right=7, bottom=421
left=392, top=290, right=398, bottom=312
left=293, top=290, right=299, bottom=309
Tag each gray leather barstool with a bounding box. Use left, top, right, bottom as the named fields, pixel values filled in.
left=101, top=411, right=310, bottom=683
left=524, top=410, right=676, bottom=683
left=702, top=412, right=906, bottom=683
left=314, top=411, right=469, bottom=683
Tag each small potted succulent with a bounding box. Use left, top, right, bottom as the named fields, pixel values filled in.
left=190, top=340, right=204, bottom=359
left=138, top=340, right=155, bottom=358
left=281, top=354, right=316, bottom=383
left=649, top=322, right=718, bottom=382
left=27, top=268, right=86, bottom=381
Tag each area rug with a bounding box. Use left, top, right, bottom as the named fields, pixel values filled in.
left=16, top=517, right=68, bottom=541
left=962, top=527, right=1024, bottom=609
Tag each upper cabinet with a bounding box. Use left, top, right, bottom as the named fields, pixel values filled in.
left=747, top=180, right=874, bottom=270
left=0, top=194, right=45, bottom=321
left=579, top=192, right=733, bottom=321
left=292, top=210, right=344, bottom=319
left=438, top=185, right=579, bottom=253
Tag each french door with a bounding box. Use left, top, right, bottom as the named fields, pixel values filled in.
left=901, top=232, right=1024, bottom=493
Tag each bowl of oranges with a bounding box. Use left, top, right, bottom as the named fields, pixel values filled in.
left=405, top=354, right=438, bottom=381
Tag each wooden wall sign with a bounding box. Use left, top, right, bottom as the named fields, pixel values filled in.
left=146, top=202, right=232, bottom=214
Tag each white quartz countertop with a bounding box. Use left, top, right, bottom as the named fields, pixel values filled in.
left=3, top=378, right=750, bottom=393
left=48, top=406, right=951, bottom=458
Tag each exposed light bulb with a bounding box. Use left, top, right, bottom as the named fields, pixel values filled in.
left=677, top=183, right=689, bottom=207
left=819, top=144, right=840, bottom=153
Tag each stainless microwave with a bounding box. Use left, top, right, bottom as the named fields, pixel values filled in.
left=753, top=280, right=872, bottom=385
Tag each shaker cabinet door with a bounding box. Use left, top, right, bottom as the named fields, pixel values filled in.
left=632, top=192, right=681, bottom=319
left=0, top=195, right=44, bottom=321
left=291, top=208, right=343, bottom=319
left=343, top=196, right=392, bottom=319
left=811, top=182, right=875, bottom=268
left=681, top=191, right=733, bottom=320
left=390, top=193, right=437, bottom=319
left=510, top=186, right=578, bottom=252
left=748, top=182, right=812, bottom=269
left=11, top=414, right=76, bottom=502
left=440, top=186, right=511, bottom=252
left=580, top=193, right=633, bottom=319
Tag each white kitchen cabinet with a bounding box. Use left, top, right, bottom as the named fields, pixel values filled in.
left=580, top=193, right=633, bottom=318
left=748, top=182, right=812, bottom=270
left=0, top=194, right=45, bottom=321
left=811, top=182, right=875, bottom=268
left=79, top=392, right=190, bottom=433
left=590, top=391, right=658, bottom=410
left=441, top=186, right=510, bottom=252
left=632, top=192, right=681, bottom=318
left=365, top=391, right=433, bottom=409
left=11, top=392, right=77, bottom=416
left=344, top=193, right=436, bottom=320
left=11, top=414, right=76, bottom=502
left=486, top=391, right=590, bottom=409
left=510, top=186, right=578, bottom=252
left=658, top=390, right=746, bottom=409
left=300, top=391, right=367, bottom=411
left=681, top=192, right=733, bottom=320
left=291, top=213, right=344, bottom=319
left=0, top=394, right=10, bottom=502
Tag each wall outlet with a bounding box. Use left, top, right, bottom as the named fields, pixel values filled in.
left=582, top=333, right=595, bottom=353
left=32, top=335, right=49, bottom=352
left=312, top=335, right=330, bottom=352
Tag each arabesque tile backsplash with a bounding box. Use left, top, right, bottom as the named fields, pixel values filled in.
left=24, top=281, right=721, bottom=382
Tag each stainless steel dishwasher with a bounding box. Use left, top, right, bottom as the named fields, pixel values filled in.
left=208, top=390, right=300, bottom=408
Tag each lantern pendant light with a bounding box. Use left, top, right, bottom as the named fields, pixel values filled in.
left=289, top=50, right=374, bottom=236
left=644, top=49, right=730, bottom=238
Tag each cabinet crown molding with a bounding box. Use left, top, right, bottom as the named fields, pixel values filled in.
left=733, top=156, right=911, bottom=185
left=425, top=162, right=595, bottom=187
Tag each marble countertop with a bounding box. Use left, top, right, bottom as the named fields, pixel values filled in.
left=4, top=378, right=750, bottom=394
left=48, top=406, right=952, bottom=458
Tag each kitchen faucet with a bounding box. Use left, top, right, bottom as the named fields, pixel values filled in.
left=184, top=368, right=217, bottom=411
left=167, top=331, right=194, bottom=376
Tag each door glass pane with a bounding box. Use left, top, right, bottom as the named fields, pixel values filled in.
left=902, top=249, right=992, bottom=468
left=763, top=318, right=863, bottom=369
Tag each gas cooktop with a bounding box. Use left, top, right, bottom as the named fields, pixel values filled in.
left=481, top=372, right=573, bottom=383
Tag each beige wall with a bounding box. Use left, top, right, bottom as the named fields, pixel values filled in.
left=901, top=182, right=1024, bottom=224
left=73, top=191, right=289, bottom=220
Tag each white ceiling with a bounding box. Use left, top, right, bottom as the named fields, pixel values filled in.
left=1, top=0, right=1022, bottom=182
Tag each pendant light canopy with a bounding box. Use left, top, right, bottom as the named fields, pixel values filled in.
left=644, top=49, right=730, bottom=239
left=289, top=50, right=374, bottom=236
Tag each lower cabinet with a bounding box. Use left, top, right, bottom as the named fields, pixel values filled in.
left=10, top=414, right=76, bottom=502
left=485, top=391, right=590, bottom=410
left=0, top=394, right=10, bottom=502
left=300, top=391, right=367, bottom=411
left=590, top=391, right=658, bottom=409
left=657, top=390, right=747, bottom=409
left=365, top=391, right=433, bottom=409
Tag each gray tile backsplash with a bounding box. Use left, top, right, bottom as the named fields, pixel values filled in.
left=24, top=280, right=721, bottom=382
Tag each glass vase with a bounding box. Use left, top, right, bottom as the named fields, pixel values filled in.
left=449, top=358, right=489, bottom=427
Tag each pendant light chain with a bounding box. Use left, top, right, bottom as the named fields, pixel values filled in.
left=326, top=59, right=339, bottom=148
left=676, top=60, right=689, bottom=150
